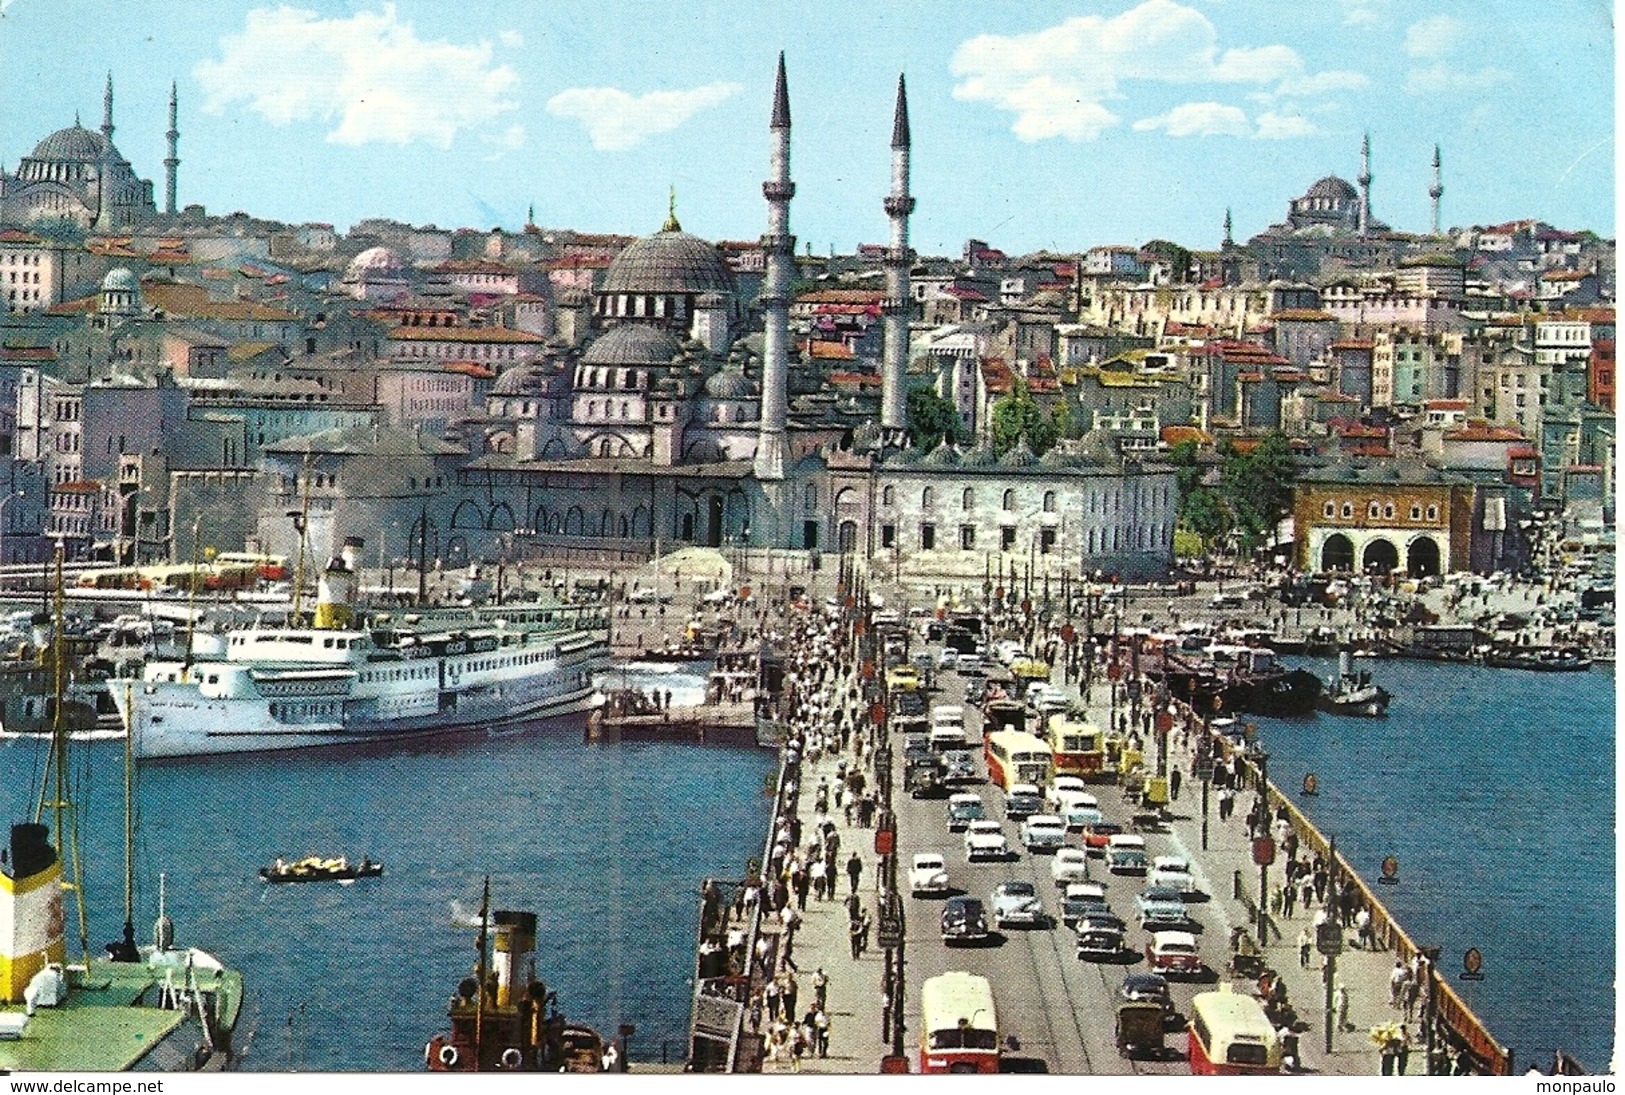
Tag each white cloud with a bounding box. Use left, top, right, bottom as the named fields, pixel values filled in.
left=546, top=82, right=741, bottom=152
left=1133, top=101, right=1251, bottom=138
left=950, top=0, right=1364, bottom=142
left=1404, top=14, right=1463, bottom=59
left=498, top=29, right=523, bottom=48
left=1405, top=65, right=1514, bottom=95
left=195, top=4, right=519, bottom=148
left=1339, top=0, right=1392, bottom=28
left=1254, top=111, right=1319, bottom=139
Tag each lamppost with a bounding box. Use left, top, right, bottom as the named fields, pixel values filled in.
left=0, top=489, right=24, bottom=591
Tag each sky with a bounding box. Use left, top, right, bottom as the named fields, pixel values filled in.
left=0, top=0, right=1614, bottom=257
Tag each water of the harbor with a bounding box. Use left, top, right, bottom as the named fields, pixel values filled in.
left=1253, top=656, right=1615, bottom=1074
left=0, top=664, right=772, bottom=1072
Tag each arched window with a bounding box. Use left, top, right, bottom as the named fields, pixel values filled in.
left=600, top=438, right=612, bottom=457
left=962, top=487, right=974, bottom=511
left=1043, top=490, right=1056, bottom=513
left=1002, top=489, right=1015, bottom=511
left=881, top=485, right=895, bottom=506
left=922, top=486, right=934, bottom=508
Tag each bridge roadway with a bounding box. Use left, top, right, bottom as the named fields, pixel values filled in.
left=788, top=653, right=1399, bottom=1076
left=892, top=670, right=1188, bottom=1076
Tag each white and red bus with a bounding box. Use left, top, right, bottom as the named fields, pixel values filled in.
left=919, top=971, right=1000, bottom=1074
left=1044, top=713, right=1106, bottom=780
left=212, top=551, right=290, bottom=582
left=1188, top=989, right=1282, bottom=1075
left=984, top=729, right=1052, bottom=793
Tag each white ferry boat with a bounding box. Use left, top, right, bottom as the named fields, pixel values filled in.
left=110, top=537, right=609, bottom=758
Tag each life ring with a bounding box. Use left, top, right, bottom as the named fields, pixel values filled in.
left=500, top=1047, right=523, bottom=1070
left=438, top=1044, right=459, bottom=1068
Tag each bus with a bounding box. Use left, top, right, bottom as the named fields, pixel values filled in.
left=1045, top=713, right=1106, bottom=781
left=212, top=551, right=290, bottom=582
left=1188, top=989, right=1282, bottom=1075
left=75, top=566, right=149, bottom=591
left=984, top=729, right=1052, bottom=793
left=919, top=972, right=999, bottom=1074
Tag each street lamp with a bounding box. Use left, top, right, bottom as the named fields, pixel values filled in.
left=0, top=489, right=25, bottom=590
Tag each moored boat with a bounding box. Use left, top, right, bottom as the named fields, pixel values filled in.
left=260, top=855, right=383, bottom=884
left=1482, top=645, right=1594, bottom=672
left=1316, top=650, right=1391, bottom=717
left=425, top=893, right=613, bottom=1073
left=113, top=536, right=611, bottom=758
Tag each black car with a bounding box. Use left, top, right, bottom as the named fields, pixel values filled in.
left=1075, top=921, right=1125, bottom=961
left=962, top=672, right=988, bottom=706
left=905, top=754, right=948, bottom=799
left=892, top=690, right=927, bottom=718
left=1060, top=894, right=1113, bottom=930
left=940, top=896, right=989, bottom=945
left=1118, top=972, right=1175, bottom=1018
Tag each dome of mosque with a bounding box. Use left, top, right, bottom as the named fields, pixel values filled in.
left=31, top=125, right=115, bottom=163
left=491, top=364, right=552, bottom=396
left=601, top=224, right=735, bottom=298
left=1304, top=176, right=1357, bottom=201
left=580, top=324, right=684, bottom=367
left=346, top=246, right=406, bottom=280
left=100, top=267, right=139, bottom=292
left=703, top=366, right=755, bottom=400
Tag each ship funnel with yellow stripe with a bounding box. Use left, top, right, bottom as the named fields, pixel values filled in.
left=314, top=536, right=364, bottom=630
left=0, top=823, right=65, bottom=1003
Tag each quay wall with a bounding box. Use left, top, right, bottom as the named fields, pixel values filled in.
left=1207, top=725, right=1514, bottom=1075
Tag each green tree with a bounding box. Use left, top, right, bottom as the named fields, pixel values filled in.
left=1220, top=431, right=1297, bottom=551
left=1182, top=486, right=1233, bottom=554
left=905, top=385, right=966, bottom=450
left=989, top=380, right=1059, bottom=456
left=1167, top=439, right=1203, bottom=506
left=1050, top=398, right=1082, bottom=442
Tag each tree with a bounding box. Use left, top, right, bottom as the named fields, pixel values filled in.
left=989, top=380, right=1059, bottom=457
left=905, top=385, right=966, bottom=450
left=1167, top=439, right=1203, bottom=506
left=1220, top=431, right=1297, bottom=552
left=1182, top=486, right=1233, bottom=554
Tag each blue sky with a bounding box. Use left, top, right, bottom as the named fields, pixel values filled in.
left=0, top=0, right=1613, bottom=256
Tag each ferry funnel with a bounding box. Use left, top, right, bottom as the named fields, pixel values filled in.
left=490, top=910, right=536, bottom=1007
left=314, top=535, right=364, bottom=629
left=1, top=823, right=65, bottom=1003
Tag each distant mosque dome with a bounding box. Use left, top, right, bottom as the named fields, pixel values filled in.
left=1304, top=176, right=1358, bottom=202
left=31, top=124, right=116, bottom=163
left=100, top=267, right=139, bottom=293
left=347, top=246, right=406, bottom=280
left=595, top=211, right=738, bottom=330
left=342, top=246, right=409, bottom=300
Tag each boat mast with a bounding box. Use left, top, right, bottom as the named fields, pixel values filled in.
left=182, top=516, right=201, bottom=681
left=474, top=875, right=490, bottom=1065
left=291, top=455, right=313, bottom=624
left=119, top=680, right=137, bottom=958
left=34, top=541, right=89, bottom=961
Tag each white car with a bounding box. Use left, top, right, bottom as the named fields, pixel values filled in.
left=1046, top=776, right=1098, bottom=814
left=1019, top=814, right=1067, bottom=852
left=1050, top=847, right=1092, bottom=886
left=963, top=819, right=1010, bottom=861
left=701, top=588, right=733, bottom=604
left=955, top=653, right=984, bottom=672
left=936, top=649, right=959, bottom=670
left=909, top=853, right=950, bottom=896
left=1149, top=855, right=1200, bottom=896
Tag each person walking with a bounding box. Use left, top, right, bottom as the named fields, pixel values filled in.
left=848, top=915, right=863, bottom=959
left=1169, top=767, right=1182, bottom=801
left=1297, top=927, right=1312, bottom=968
left=1396, top=1023, right=1413, bottom=1075
left=1389, top=960, right=1409, bottom=1008
left=1334, top=982, right=1352, bottom=1032
left=813, top=1008, right=830, bottom=1058
left=812, top=968, right=828, bottom=1011
left=845, top=852, right=863, bottom=896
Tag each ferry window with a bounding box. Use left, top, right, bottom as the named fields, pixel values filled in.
left=207, top=674, right=218, bottom=684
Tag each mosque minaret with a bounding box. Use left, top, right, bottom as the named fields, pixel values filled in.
left=879, top=74, right=914, bottom=435
left=753, top=52, right=794, bottom=483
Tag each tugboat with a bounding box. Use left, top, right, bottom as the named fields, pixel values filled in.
left=1153, top=645, right=1322, bottom=718
left=1316, top=650, right=1391, bottom=717
left=259, top=855, right=383, bottom=884
left=425, top=886, right=612, bottom=1073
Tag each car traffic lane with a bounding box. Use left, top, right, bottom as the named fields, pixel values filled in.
left=890, top=661, right=1191, bottom=1075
